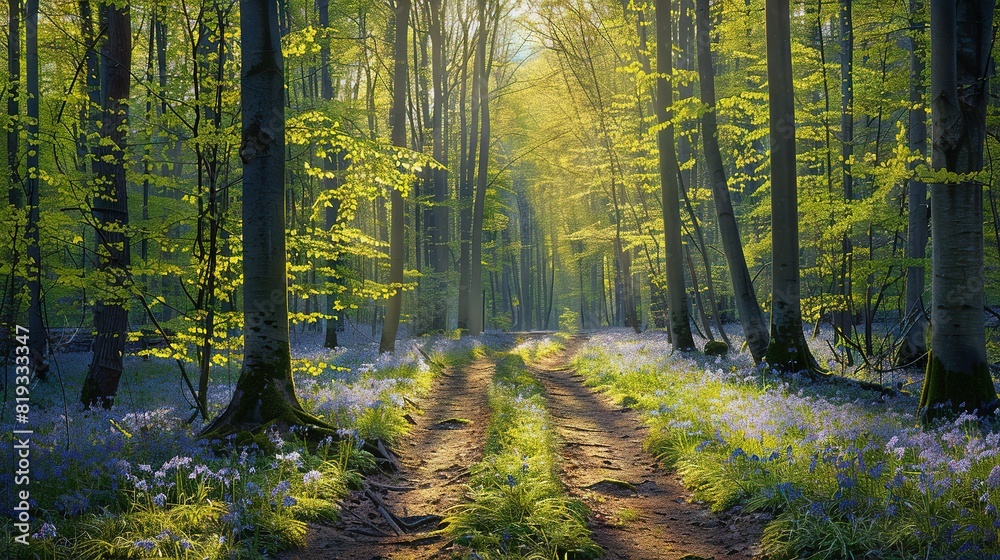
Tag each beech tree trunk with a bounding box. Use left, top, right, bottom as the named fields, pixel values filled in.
left=762, top=0, right=820, bottom=373
left=695, top=0, right=768, bottom=362
left=6, top=0, right=19, bottom=207
left=79, top=2, right=131, bottom=408
left=24, top=0, right=46, bottom=379
left=655, top=0, right=695, bottom=350
left=457, top=24, right=478, bottom=332
left=2, top=0, right=21, bottom=364
left=835, top=0, right=854, bottom=352
left=518, top=189, right=533, bottom=330
left=428, top=0, right=449, bottom=332
left=379, top=0, right=410, bottom=353
left=318, top=0, right=345, bottom=348
left=918, top=0, right=997, bottom=422
left=468, top=0, right=490, bottom=334
left=202, top=0, right=314, bottom=434
left=898, top=0, right=929, bottom=367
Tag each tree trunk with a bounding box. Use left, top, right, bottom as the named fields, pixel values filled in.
left=546, top=228, right=556, bottom=329
left=468, top=0, right=490, bottom=335
left=695, top=0, right=768, bottom=362
left=193, top=4, right=229, bottom=418
left=918, top=0, right=997, bottom=422
left=655, top=0, right=695, bottom=349
left=3, top=0, right=22, bottom=366
left=457, top=25, right=477, bottom=331
left=379, top=0, right=410, bottom=353
left=202, top=0, right=315, bottom=434
left=518, top=189, right=533, bottom=330
left=318, top=0, right=345, bottom=348
left=428, top=0, right=449, bottom=332
left=7, top=0, right=20, bottom=207
left=897, top=0, right=928, bottom=367
left=79, top=2, right=131, bottom=408
left=23, top=0, right=45, bottom=379
left=835, top=0, right=854, bottom=353
left=762, top=0, right=820, bottom=373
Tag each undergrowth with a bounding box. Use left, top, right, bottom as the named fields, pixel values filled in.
left=509, top=334, right=567, bottom=365
left=573, top=330, right=1000, bottom=560
left=1, top=334, right=481, bottom=559
left=445, top=350, right=600, bottom=559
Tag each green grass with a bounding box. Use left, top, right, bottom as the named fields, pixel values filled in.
left=509, top=334, right=567, bottom=365
left=445, top=353, right=600, bottom=559
left=572, top=333, right=1000, bottom=560
left=3, top=336, right=482, bottom=559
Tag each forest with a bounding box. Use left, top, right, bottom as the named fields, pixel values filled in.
left=3, top=0, right=1000, bottom=557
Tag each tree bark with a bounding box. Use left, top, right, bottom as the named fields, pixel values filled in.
left=457, top=23, right=477, bottom=331
left=22, top=0, right=45, bottom=379
left=695, top=0, right=768, bottom=361
left=2, top=0, right=22, bottom=366
left=897, top=0, right=929, bottom=367
left=202, top=0, right=315, bottom=434
left=518, top=188, right=533, bottom=330
left=7, top=0, right=19, bottom=207
left=318, top=0, right=346, bottom=348
left=80, top=1, right=132, bottom=408
left=762, top=0, right=820, bottom=372
left=655, top=0, right=695, bottom=349
left=428, top=0, right=449, bottom=332
left=918, top=0, right=997, bottom=422
left=835, top=0, right=854, bottom=352
left=468, top=0, right=489, bottom=334
left=379, top=0, right=411, bottom=353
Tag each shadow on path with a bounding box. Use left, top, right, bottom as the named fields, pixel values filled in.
left=282, top=354, right=494, bottom=560
left=532, top=335, right=765, bottom=560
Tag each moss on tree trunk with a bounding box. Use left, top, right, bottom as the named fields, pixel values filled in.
left=763, top=322, right=821, bottom=374
left=200, top=345, right=336, bottom=442
left=919, top=353, right=997, bottom=424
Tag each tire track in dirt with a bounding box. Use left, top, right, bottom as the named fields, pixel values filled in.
left=283, top=353, right=494, bottom=560
left=532, top=334, right=765, bottom=560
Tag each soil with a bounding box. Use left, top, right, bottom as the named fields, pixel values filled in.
left=283, top=334, right=765, bottom=560
left=530, top=334, right=766, bottom=560
left=281, top=353, right=495, bottom=560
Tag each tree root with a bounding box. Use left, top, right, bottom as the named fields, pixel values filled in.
left=363, top=488, right=441, bottom=534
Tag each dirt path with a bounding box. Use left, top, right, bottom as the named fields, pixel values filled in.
left=282, top=353, right=494, bottom=560
left=532, top=335, right=765, bottom=560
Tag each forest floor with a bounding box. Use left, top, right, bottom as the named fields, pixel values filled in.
left=532, top=335, right=764, bottom=560
left=280, top=352, right=495, bottom=560
left=284, top=335, right=764, bottom=560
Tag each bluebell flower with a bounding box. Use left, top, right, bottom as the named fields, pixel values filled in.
left=507, top=474, right=516, bottom=488
left=272, top=480, right=292, bottom=497
left=32, top=522, right=56, bottom=540
left=245, top=481, right=263, bottom=496
left=868, top=462, right=885, bottom=480
left=283, top=495, right=298, bottom=507
left=156, top=529, right=173, bottom=540
left=303, top=470, right=322, bottom=484
left=987, top=465, right=1000, bottom=489
left=153, top=493, right=167, bottom=507
left=133, top=539, right=155, bottom=551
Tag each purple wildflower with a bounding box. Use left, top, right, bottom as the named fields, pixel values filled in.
left=32, top=522, right=56, bottom=540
